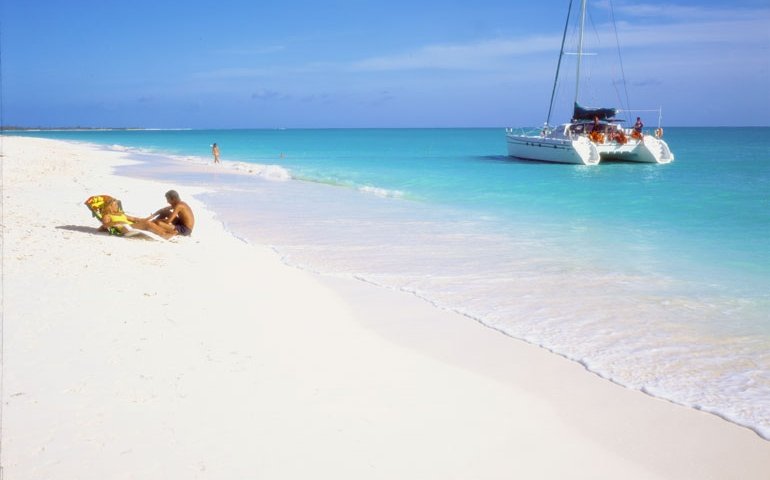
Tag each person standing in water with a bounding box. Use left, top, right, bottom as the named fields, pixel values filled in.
left=212, top=143, right=221, bottom=164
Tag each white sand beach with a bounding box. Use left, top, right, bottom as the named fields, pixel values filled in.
left=1, top=136, right=768, bottom=479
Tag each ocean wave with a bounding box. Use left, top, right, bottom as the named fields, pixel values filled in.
left=358, top=185, right=405, bottom=199
left=228, top=161, right=292, bottom=181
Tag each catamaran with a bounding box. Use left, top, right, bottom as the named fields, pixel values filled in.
left=505, top=0, right=674, bottom=165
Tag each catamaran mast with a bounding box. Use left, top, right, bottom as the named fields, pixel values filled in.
left=575, top=0, right=587, bottom=107
left=545, top=0, right=574, bottom=127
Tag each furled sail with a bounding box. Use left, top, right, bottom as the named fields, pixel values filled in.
left=573, top=102, right=617, bottom=120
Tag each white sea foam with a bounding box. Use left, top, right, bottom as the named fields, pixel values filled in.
left=198, top=175, right=770, bottom=440
left=228, top=161, right=291, bottom=181
left=358, top=185, right=405, bottom=199
left=106, top=129, right=770, bottom=441
left=160, top=152, right=293, bottom=181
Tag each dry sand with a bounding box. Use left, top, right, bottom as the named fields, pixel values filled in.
left=1, top=136, right=768, bottom=479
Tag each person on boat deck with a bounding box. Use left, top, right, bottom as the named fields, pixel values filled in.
left=591, top=116, right=601, bottom=132
left=147, top=190, right=195, bottom=237
left=609, top=124, right=627, bottom=144
left=634, top=117, right=644, bottom=134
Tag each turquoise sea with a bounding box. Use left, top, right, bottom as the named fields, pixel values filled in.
left=10, top=127, right=770, bottom=438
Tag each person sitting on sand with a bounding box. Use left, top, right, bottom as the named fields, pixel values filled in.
left=147, top=190, right=195, bottom=237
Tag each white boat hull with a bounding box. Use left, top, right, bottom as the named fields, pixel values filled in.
left=506, top=128, right=674, bottom=165
left=503, top=0, right=675, bottom=166
left=594, top=135, right=674, bottom=164
left=506, top=131, right=600, bottom=165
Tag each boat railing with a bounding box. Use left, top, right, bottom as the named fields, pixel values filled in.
left=506, top=127, right=545, bottom=137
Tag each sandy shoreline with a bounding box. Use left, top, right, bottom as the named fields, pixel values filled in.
left=1, top=136, right=768, bottom=479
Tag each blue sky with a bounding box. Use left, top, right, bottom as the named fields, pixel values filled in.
left=1, top=0, right=768, bottom=128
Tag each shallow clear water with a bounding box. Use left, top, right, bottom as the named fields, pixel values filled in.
left=11, top=127, right=770, bottom=438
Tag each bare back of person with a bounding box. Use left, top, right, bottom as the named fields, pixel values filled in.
left=168, top=201, right=195, bottom=235
left=148, top=190, right=195, bottom=238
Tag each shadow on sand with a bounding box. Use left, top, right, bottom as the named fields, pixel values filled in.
left=56, top=225, right=105, bottom=235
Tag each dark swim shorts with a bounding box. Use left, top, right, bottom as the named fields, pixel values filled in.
left=174, top=223, right=192, bottom=236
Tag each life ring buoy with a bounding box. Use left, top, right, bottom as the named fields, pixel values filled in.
left=655, top=127, right=664, bottom=138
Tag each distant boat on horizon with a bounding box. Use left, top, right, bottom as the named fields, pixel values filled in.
left=505, top=0, right=674, bottom=165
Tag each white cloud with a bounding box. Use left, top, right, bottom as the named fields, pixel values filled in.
left=189, top=2, right=770, bottom=89
left=603, top=16, right=770, bottom=49
left=349, top=36, right=559, bottom=72
left=347, top=5, right=769, bottom=73
left=595, top=0, right=768, bottom=21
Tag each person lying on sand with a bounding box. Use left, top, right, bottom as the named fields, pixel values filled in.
left=146, top=190, right=195, bottom=238
left=98, top=197, right=175, bottom=239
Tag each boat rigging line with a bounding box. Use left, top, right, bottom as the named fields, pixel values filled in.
left=546, top=0, right=574, bottom=129
left=609, top=0, right=632, bottom=125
